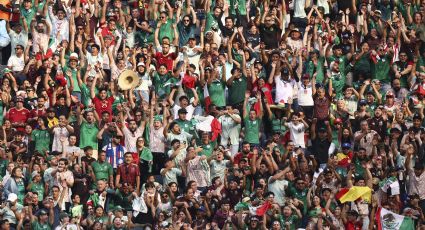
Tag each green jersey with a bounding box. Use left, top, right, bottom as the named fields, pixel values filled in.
left=79, top=121, right=99, bottom=150
left=31, top=221, right=51, bottom=230
left=371, top=55, right=391, bottom=84
left=31, top=129, right=51, bottom=154
left=64, top=65, right=80, bottom=92
left=91, top=161, right=113, bottom=181
left=158, top=19, right=175, bottom=42
left=208, top=80, right=226, bottom=107
left=244, top=117, right=261, bottom=144
left=287, top=182, right=308, bottom=215
left=229, top=0, right=247, bottom=15
left=228, top=76, right=247, bottom=106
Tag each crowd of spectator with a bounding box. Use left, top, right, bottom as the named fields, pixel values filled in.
left=0, top=0, right=425, bottom=229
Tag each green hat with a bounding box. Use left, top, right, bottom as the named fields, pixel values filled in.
left=113, top=205, right=124, bottom=212
left=153, top=115, right=163, bottom=122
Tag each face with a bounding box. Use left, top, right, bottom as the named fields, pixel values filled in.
left=159, top=13, right=167, bottom=22
left=99, top=152, right=106, bottom=161
left=58, top=161, right=66, bottom=171
left=399, top=52, right=408, bottom=61
left=225, top=18, right=233, bottom=28
left=13, top=167, right=23, bottom=177
left=125, top=154, right=132, bottom=163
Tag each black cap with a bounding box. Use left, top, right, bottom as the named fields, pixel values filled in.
left=359, top=99, right=367, bottom=106
left=178, top=108, right=188, bottom=114
left=413, top=113, right=422, bottom=120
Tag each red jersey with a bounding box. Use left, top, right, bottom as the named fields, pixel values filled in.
left=93, top=96, right=114, bottom=119
left=6, top=107, right=30, bottom=131
left=100, top=27, right=116, bottom=45
left=233, top=152, right=254, bottom=165
left=30, top=108, right=46, bottom=120
left=155, top=52, right=177, bottom=71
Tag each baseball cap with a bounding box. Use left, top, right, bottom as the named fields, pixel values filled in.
left=342, top=143, right=352, bottom=149
left=7, top=193, right=18, bottom=202
left=359, top=99, right=367, bottom=106
left=69, top=53, right=79, bottom=60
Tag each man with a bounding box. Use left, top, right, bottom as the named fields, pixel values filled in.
left=392, top=51, right=413, bottom=89
left=90, top=79, right=115, bottom=118
left=268, top=167, right=291, bottom=207
left=102, top=135, right=127, bottom=169
left=287, top=177, right=309, bottom=216
left=78, top=108, right=99, bottom=159
left=5, top=96, right=30, bottom=131
left=259, top=13, right=282, bottom=49
left=116, top=152, right=140, bottom=193
left=405, top=146, right=425, bottom=212
left=28, top=199, right=55, bottom=230
left=88, top=179, right=112, bottom=210
left=29, top=97, right=47, bottom=125
left=7, top=43, right=25, bottom=74
left=48, top=7, right=69, bottom=42
left=81, top=146, right=96, bottom=174
left=154, top=42, right=177, bottom=72
left=218, top=106, right=241, bottom=156
left=60, top=52, right=81, bottom=101
left=31, top=19, right=50, bottom=54
left=54, top=212, right=78, bottom=230
left=89, top=151, right=114, bottom=187
left=0, top=193, right=23, bottom=228
left=169, top=88, right=199, bottom=121
left=233, top=142, right=253, bottom=166
left=121, top=119, right=145, bottom=153
left=226, top=51, right=247, bottom=109
left=51, top=115, right=74, bottom=152
left=243, top=92, right=263, bottom=147
left=62, top=135, right=82, bottom=165
left=53, top=158, right=74, bottom=206
left=164, top=122, right=193, bottom=147
left=310, top=119, right=333, bottom=168
left=354, top=120, right=378, bottom=156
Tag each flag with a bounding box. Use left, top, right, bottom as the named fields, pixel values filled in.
left=203, top=84, right=211, bottom=113
left=379, top=177, right=400, bottom=195
left=249, top=201, right=271, bottom=216
left=376, top=207, right=414, bottom=230
left=335, top=186, right=372, bottom=203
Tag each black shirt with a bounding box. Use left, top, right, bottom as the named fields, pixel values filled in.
left=259, top=24, right=281, bottom=49
left=311, top=138, right=331, bottom=164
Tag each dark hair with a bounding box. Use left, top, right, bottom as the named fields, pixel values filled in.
left=11, top=166, right=22, bottom=177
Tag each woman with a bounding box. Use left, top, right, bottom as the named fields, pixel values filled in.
left=138, top=137, right=153, bottom=183
left=0, top=119, right=15, bottom=142
left=307, top=191, right=325, bottom=229
left=166, top=182, right=180, bottom=202
left=3, top=166, right=26, bottom=205
left=325, top=196, right=344, bottom=230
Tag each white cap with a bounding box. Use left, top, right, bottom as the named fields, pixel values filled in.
left=7, top=193, right=18, bottom=202
left=69, top=52, right=79, bottom=60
